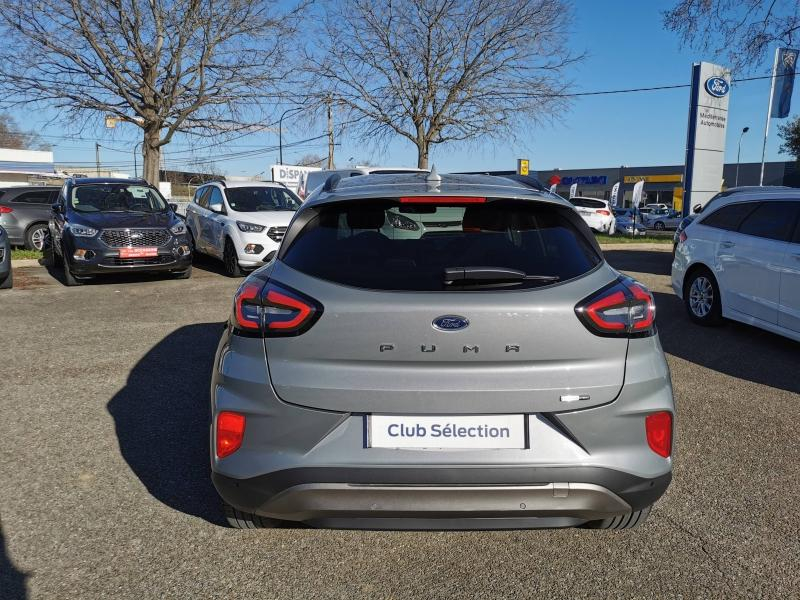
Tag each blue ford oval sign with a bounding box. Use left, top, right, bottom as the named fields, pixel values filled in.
left=705, top=76, right=730, bottom=98
left=432, top=315, right=469, bottom=331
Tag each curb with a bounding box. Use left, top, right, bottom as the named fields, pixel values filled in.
left=10, top=259, right=44, bottom=267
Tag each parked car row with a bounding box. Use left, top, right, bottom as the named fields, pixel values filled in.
left=0, top=185, right=58, bottom=250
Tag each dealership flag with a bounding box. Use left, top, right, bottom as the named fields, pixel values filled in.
left=610, top=181, right=620, bottom=207
left=770, top=48, right=798, bottom=118
left=632, top=180, right=644, bottom=208
left=569, top=183, right=577, bottom=198
left=549, top=183, right=557, bottom=194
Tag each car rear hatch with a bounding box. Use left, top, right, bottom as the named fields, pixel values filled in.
left=260, top=196, right=629, bottom=414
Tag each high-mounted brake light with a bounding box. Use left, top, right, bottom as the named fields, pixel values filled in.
left=231, top=279, right=323, bottom=337
left=645, top=411, right=673, bottom=458
left=399, top=196, right=486, bottom=204
left=575, top=278, right=656, bottom=337
left=216, top=411, right=245, bottom=459
left=0, top=205, right=12, bottom=214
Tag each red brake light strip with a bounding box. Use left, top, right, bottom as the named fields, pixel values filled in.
left=399, top=196, right=486, bottom=204
left=235, top=283, right=262, bottom=330
left=585, top=289, right=627, bottom=330
left=266, top=289, right=313, bottom=330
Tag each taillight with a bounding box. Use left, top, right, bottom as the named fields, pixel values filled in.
left=231, top=278, right=323, bottom=337
left=0, top=205, right=12, bottom=213
left=399, top=196, right=486, bottom=203
left=679, top=231, right=687, bottom=243
left=645, top=411, right=673, bottom=458
left=216, top=411, right=245, bottom=459
left=596, top=209, right=611, bottom=216
left=575, top=278, right=656, bottom=337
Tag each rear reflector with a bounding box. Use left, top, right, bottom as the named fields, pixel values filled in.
left=216, top=411, right=245, bottom=459
left=575, top=277, right=656, bottom=337
left=0, top=205, right=12, bottom=213
left=645, top=411, right=673, bottom=458
left=399, top=196, right=486, bottom=204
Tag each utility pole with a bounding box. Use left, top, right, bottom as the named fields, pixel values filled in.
left=327, top=96, right=334, bottom=169
left=95, top=142, right=100, bottom=176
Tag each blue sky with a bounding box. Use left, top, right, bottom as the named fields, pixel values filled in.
left=11, top=0, right=794, bottom=176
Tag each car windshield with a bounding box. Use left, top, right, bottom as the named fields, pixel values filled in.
left=71, top=184, right=168, bottom=213
left=226, top=187, right=300, bottom=212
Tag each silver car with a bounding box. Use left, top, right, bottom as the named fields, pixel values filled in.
left=211, top=172, right=674, bottom=530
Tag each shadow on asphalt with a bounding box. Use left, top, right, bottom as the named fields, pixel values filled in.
left=654, top=290, right=800, bottom=394
left=603, top=249, right=672, bottom=276
left=0, top=517, right=27, bottom=600
left=106, top=322, right=227, bottom=526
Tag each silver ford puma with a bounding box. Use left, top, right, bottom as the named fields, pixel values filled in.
left=211, top=172, right=674, bottom=530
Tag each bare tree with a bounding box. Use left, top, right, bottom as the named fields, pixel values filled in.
left=0, top=0, right=305, bottom=184
left=0, top=113, right=48, bottom=150
left=664, top=1, right=800, bottom=71
left=295, top=153, right=327, bottom=167
left=311, top=0, right=581, bottom=169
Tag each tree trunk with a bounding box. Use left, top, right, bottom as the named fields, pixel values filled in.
left=142, top=125, right=161, bottom=185
left=417, top=143, right=429, bottom=169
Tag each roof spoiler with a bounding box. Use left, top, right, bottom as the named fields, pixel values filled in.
left=322, top=173, right=341, bottom=192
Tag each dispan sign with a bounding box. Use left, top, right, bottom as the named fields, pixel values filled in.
left=270, top=164, right=321, bottom=193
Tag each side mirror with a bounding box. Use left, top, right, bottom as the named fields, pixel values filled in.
left=51, top=203, right=62, bottom=214
left=169, top=203, right=178, bottom=213
left=208, top=202, right=223, bottom=213
left=693, top=203, right=703, bottom=214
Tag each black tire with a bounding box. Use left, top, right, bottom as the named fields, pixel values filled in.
left=583, top=505, right=651, bottom=530
left=223, top=502, right=281, bottom=529
left=175, top=264, right=192, bottom=279
left=223, top=238, right=243, bottom=278
left=0, top=269, right=12, bottom=290
left=61, top=243, right=86, bottom=286
left=654, top=221, right=666, bottom=231
left=25, top=222, right=49, bottom=251
left=683, top=267, right=723, bottom=326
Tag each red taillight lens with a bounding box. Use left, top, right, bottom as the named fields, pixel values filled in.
left=596, top=209, right=611, bottom=216
left=216, top=411, right=245, bottom=459
left=679, top=231, right=687, bottom=243
left=0, top=205, right=12, bottom=213
left=234, top=282, right=262, bottom=331
left=645, top=411, right=673, bottom=458
left=575, top=278, right=656, bottom=337
left=399, top=196, right=486, bottom=204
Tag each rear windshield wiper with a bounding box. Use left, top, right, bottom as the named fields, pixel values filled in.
left=443, top=266, right=560, bottom=286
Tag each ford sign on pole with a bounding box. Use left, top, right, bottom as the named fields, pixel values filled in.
left=682, top=62, right=731, bottom=214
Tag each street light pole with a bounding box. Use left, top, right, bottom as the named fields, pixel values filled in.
left=735, top=126, right=749, bottom=187
left=278, top=107, right=304, bottom=165
left=133, top=141, right=143, bottom=178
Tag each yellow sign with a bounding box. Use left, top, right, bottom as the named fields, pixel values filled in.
left=672, top=187, right=683, bottom=212
left=624, top=174, right=683, bottom=183
left=517, top=159, right=529, bottom=176
left=104, top=115, right=118, bottom=129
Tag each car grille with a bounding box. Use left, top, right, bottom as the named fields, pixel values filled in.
left=424, top=221, right=462, bottom=228
left=100, top=228, right=171, bottom=248
left=267, top=226, right=287, bottom=243
left=103, top=256, right=174, bottom=266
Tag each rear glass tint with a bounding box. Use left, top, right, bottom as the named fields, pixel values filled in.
left=701, top=202, right=756, bottom=231
left=281, top=199, right=601, bottom=291
left=571, top=198, right=605, bottom=209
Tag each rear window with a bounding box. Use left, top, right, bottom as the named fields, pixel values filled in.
left=570, top=198, right=605, bottom=209
left=281, top=199, right=601, bottom=291
left=225, top=187, right=300, bottom=212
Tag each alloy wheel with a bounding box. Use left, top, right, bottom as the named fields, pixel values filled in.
left=31, top=227, right=47, bottom=250
left=689, top=276, right=713, bottom=318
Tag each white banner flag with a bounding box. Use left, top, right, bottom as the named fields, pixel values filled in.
left=610, top=181, right=620, bottom=207
left=569, top=183, right=577, bottom=198
left=632, top=180, right=644, bottom=207
left=549, top=183, right=557, bottom=194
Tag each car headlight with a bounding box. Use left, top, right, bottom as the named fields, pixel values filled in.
left=386, top=212, right=419, bottom=231
left=68, top=224, right=98, bottom=237
left=237, top=221, right=265, bottom=233
left=170, top=222, right=187, bottom=235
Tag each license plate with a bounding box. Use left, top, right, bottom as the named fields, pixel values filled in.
left=119, top=247, right=158, bottom=258
left=368, top=415, right=526, bottom=449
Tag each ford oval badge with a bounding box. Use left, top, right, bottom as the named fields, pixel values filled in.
left=705, top=76, right=729, bottom=98
left=432, top=315, right=469, bottom=331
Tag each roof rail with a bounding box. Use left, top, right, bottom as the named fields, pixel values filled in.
left=322, top=173, right=341, bottom=192
left=208, top=179, right=227, bottom=187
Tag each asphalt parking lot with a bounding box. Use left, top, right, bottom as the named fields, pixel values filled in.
left=1, top=249, right=798, bottom=599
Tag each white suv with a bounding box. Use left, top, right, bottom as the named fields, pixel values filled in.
left=569, top=197, right=616, bottom=234
left=186, top=181, right=301, bottom=276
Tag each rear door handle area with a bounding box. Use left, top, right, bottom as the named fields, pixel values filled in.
left=720, top=241, right=735, bottom=249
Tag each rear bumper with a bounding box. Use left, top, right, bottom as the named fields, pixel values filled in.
left=213, top=466, right=670, bottom=528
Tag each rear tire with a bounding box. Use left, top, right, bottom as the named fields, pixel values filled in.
left=61, top=243, right=87, bottom=286
left=223, top=502, right=281, bottom=529
left=683, top=267, right=723, bottom=326
left=25, top=222, right=49, bottom=251
left=654, top=221, right=666, bottom=231
left=583, top=504, right=651, bottom=530
left=223, top=238, right=243, bottom=278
